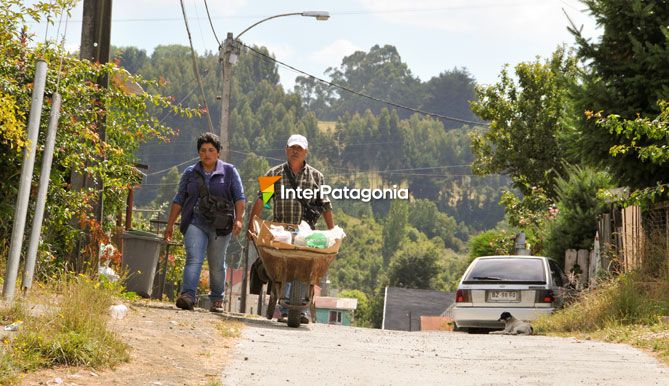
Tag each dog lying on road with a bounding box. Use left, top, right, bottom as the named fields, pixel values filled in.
left=490, top=312, right=533, bottom=335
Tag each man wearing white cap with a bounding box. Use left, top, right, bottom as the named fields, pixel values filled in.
left=247, top=134, right=334, bottom=323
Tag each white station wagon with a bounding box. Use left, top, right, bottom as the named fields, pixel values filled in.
left=452, top=255, right=567, bottom=331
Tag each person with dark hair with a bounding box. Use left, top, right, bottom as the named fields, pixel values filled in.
left=247, top=134, right=334, bottom=323
left=164, top=132, right=245, bottom=312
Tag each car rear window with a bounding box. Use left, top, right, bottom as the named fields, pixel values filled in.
left=463, top=258, right=546, bottom=284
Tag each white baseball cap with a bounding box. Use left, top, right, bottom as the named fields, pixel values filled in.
left=286, top=134, right=308, bottom=149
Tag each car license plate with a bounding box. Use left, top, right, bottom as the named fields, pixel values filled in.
left=487, top=290, right=520, bottom=302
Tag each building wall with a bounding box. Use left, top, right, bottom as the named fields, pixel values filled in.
left=315, top=308, right=352, bottom=326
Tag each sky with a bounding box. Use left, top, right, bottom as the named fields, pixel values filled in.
left=29, top=0, right=599, bottom=91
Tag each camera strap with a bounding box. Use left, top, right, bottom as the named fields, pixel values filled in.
left=283, top=163, right=313, bottom=209
left=195, top=163, right=233, bottom=199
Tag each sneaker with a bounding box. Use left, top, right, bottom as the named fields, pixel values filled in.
left=210, top=299, right=224, bottom=313
left=175, top=294, right=194, bottom=311
left=277, top=314, right=288, bottom=323
left=300, top=314, right=310, bottom=324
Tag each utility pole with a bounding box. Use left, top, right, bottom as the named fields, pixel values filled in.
left=514, top=232, right=529, bottom=255
left=70, top=0, right=112, bottom=270
left=77, top=0, right=112, bottom=220
left=218, top=32, right=234, bottom=162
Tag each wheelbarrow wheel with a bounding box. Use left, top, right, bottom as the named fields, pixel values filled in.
left=287, top=280, right=302, bottom=328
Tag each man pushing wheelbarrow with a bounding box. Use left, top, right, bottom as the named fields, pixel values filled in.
left=246, top=134, right=340, bottom=328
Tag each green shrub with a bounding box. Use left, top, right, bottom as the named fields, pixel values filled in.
left=467, top=229, right=514, bottom=259
left=545, top=165, right=612, bottom=264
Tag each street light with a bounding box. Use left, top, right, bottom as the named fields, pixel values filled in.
left=217, top=11, right=330, bottom=162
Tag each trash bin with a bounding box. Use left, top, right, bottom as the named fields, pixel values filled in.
left=122, top=230, right=164, bottom=297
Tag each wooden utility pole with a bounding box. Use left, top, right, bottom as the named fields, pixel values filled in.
left=73, top=0, right=112, bottom=207
left=218, top=32, right=234, bottom=162
left=70, top=0, right=112, bottom=270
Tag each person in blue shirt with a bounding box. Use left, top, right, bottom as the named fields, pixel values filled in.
left=164, top=132, right=245, bottom=312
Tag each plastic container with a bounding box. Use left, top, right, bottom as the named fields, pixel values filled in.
left=305, top=232, right=328, bottom=249
left=122, top=230, right=164, bottom=297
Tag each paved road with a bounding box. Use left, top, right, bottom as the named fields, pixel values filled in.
left=221, top=322, right=669, bottom=386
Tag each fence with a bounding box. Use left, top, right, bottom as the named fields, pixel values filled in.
left=570, top=201, right=669, bottom=284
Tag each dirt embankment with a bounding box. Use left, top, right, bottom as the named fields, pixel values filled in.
left=20, top=302, right=237, bottom=386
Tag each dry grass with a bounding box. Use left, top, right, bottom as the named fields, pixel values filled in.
left=216, top=319, right=244, bottom=338
left=0, top=275, right=129, bottom=385
left=534, top=234, right=669, bottom=365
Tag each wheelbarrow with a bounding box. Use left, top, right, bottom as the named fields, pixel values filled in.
left=249, top=216, right=341, bottom=328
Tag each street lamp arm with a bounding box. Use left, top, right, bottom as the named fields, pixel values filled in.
left=235, top=11, right=329, bottom=40
left=236, top=12, right=301, bottom=40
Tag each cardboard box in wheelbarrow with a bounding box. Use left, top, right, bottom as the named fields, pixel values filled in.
left=122, top=229, right=165, bottom=297
left=252, top=218, right=343, bottom=285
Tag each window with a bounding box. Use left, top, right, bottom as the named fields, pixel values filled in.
left=463, top=258, right=546, bottom=284
left=549, top=260, right=565, bottom=287
left=328, top=310, right=342, bottom=324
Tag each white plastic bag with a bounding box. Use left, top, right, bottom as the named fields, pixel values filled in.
left=109, top=304, right=128, bottom=319
left=98, top=261, right=120, bottom=282
left=269, top=224, right=292, bottom=244
left=321, top=226, right=346, bottom=247
left=293, top=221, right=314, bottom=246
left=294, top=221, right=346, bottom=248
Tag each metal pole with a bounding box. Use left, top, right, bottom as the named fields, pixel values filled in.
left=218, top=33, right=233, bottom=162
left=240, top=237, right=250, bottom=313
left=227, top=267, right=233, bottom=311
left=257, top=284, right=264, bottom=316
left=3, top=60, right=48, bottom=301
left=22, top=92, right=62, bottom=293
left=514, top=232, right=528, bottom=255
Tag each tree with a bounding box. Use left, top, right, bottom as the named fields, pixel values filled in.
left=468, top=229, right=515, bottom=259
left=570, top=0, right=669, bottom=189
left=381, top=200, right=408, bottom=266
left=112, top=46, right=149, bottom=74
left=470, top=47, right=578, bottom=198
left=151, top=166, right=180, bottom=209
left=387, top=240, right=440, bottom=289
left=591, top=101, right=669, bottom=204
left=545, top=165, right=613, bottom=263
left=326, top=45, right=423, bottom=119
left=408, top=199, right=464, bottom=251
left=0, top=0, right=193, bottom=267
left=421, top=67, right=477, bottom=129
left=338, top=289, right=371, bottom=327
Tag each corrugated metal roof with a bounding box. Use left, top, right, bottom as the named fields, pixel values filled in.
left=382, top=287, right=455, bottom=331
left=314, top=296, right=358, bottom=310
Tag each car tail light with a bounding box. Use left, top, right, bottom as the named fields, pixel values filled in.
left=456, top=289, right=471, bottom=302
left=536, top=289, right=554, bottom=303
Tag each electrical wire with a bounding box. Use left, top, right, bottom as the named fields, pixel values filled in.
left=54, top=8, right=70, bottom=92
left=240, top=42, right=488, bottom=126
left=203, top=0, right=221, bottom=47
left=144, top=156, right=199, bottom=176
left=179, top=0, right=214, bottom=133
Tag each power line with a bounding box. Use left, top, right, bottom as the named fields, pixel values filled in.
left=203, top=0, right=221, bottom=47
left=41, top=1, right=558, bottom=24
left=144, top=156, right=199, bottom=176
left=178, top=0, right=214, bottom=133
left=241, top=42, right=488, bottom=126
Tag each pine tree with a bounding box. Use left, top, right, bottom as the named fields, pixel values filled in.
left=571, top=0, right=669, bottom=188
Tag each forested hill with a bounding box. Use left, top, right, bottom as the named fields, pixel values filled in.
left=113, top=44, right=508, bottom=233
